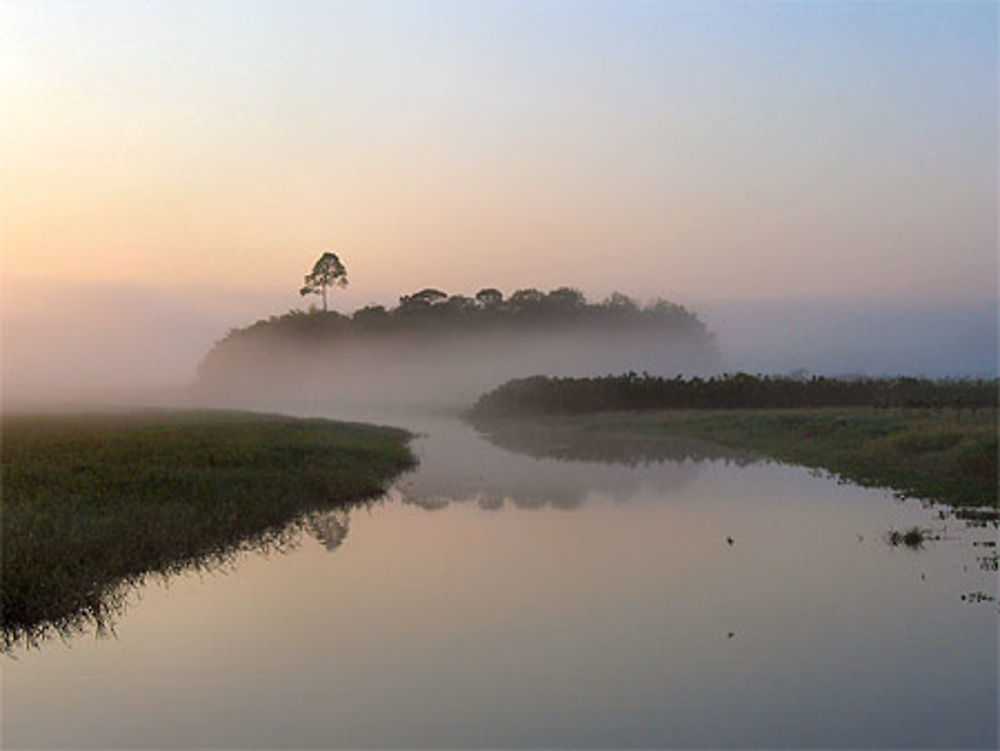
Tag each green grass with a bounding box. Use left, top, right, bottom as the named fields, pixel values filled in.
left=524, top=408, right=998, bottom=509
left=1, top=409, right=415, bottom=648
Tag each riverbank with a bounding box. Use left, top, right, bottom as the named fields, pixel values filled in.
left=1, top=410, right=415, bottom=647
left=471, top=408, right=998, bottom=510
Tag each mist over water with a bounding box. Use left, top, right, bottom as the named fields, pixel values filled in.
left=196, top=329, right=719, bottom=414
left=4, top=3, right=997, bottom=746
left=2, top=283, right=995, bottom=412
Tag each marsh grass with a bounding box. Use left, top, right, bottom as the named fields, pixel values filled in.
left=499, top=408, right=998, bottom=509
left=1, top=410, right=415, bottom=649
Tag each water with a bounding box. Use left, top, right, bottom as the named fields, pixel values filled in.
left=3, top=414, right=997, bottom=748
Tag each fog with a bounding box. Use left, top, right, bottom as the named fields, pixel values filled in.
left=2, top=284, right=996, bottom=414
left=701, top=299, right=998, bottom=379
left=196, top=327, right=719, bottom=414
left=5, top=0, right=995, bottom=416
left=1, top=283, right=285, bottom=410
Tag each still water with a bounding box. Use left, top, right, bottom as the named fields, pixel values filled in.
left=3, top=414, right=997, bottom=748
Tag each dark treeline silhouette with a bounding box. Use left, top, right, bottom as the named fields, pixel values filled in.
left=204, top=286, right=709, bottom=348
left=470, top=372, right=1000, bottom=416
left=196, top=287, right=717, bottom=409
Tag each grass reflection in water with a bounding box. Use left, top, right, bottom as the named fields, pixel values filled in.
left=0, top=410, right=414, bottom=651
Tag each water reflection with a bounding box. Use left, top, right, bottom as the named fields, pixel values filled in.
left=2, top=497, right=378, bottom=653
left=7, top=412, right=995, bottom=656
left=395, top=415, right=752, bottom=512
left=469, top=414, right=759, bottom=466
left=305, top=508, right=351, bottom=551
left=3, top=415, right=997, bottom=748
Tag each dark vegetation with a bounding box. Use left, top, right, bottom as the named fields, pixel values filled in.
left=202, top=287, right=710, bottom=358
left=299, top=251, right=348, bottom=312
left=467, top=374, right=998, bottom=509
left=467, top=415, right=759, bottom=468
left=887, top=526, right=933, bottom=549
left=197, top=287, right=717, bottom=409
left=1, top=410, right=414, bottom=650
left=470, top=372, right=999, bottom=416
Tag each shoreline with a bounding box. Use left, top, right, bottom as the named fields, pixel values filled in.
left=1, top=409, right=416, bottom=649
left=470, top=407, right=999, bottom=511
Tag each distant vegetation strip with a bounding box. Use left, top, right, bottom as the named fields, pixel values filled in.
left=199, top=286, right=712, bottom=369
left=468, top=374, right=999, bottom=509
left=1, top=410, right=415, bottom=648
left=532, top=408, right=998, bottom=509
left=470, top=373, right=999, bottom=415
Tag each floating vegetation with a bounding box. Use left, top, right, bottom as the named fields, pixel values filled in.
left=887, top=526, right=936, bottom=549
left=959, top=591, right=996, bottom=604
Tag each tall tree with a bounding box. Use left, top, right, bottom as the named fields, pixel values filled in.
left=300, top=252, right=348, bottom=312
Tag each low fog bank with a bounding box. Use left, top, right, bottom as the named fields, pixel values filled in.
left=2, top=283, right=995, bottom=415
left=195, top=327, right=720, bottom=414
left=198, top=298, right=999, bottom=414
left=701, top=300, right=998, bottom=379
left=1, top=282, right=289, bottom=410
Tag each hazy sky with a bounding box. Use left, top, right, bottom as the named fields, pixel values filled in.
left=2, top=1, right=997, bottom=397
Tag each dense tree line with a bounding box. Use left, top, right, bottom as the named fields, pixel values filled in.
left=470, top=373, right=1000, bottom=416
left=200, top=286, right=712, bottom=371
left=196, top=286, right=720, bottom=407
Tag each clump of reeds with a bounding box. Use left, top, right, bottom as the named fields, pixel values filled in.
left=887, top=526, right=931, bottom=549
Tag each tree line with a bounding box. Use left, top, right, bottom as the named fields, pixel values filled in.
left=469, top=372, right=1000, bottom=416
left=210, top=286, right=713, bottom=347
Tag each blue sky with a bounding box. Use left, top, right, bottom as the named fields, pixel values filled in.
left=2, top=1, right=996, bottom=395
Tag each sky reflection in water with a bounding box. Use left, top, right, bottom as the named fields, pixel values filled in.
left=3, top=415, right=996, bottom=749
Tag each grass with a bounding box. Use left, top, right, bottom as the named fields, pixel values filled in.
left=504, top=408, right=998, bottom=509
left=1, top=409, right=415, bottom=648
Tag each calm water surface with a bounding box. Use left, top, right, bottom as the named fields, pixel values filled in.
left=3, top=413, right=997, bottom=748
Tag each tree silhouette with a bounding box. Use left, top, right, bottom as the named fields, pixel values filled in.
left=300, top=252, right=348, bottom=312
left=475, top=288, right=504, bottom=309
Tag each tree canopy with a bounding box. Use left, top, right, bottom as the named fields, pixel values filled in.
left=213, top=285, right=712, bottom=345
left=299, top=252, right=348, bottom=311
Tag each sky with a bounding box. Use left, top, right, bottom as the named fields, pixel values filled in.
left=2, top=1, right=997, bottom=398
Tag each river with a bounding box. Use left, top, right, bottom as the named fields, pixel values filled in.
left=3, top=412, right=997, bottom=748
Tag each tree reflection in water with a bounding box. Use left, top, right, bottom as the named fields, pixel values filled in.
left=394, top=415, right=758, bottom=512
left=4, top=498, right=378, bottom=653
left=306, top=509, right=351, bottom=551
left=10, top=416, right=995, bottom=652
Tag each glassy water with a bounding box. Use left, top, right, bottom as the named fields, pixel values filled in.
left=3, top=414, right=997, bottom=748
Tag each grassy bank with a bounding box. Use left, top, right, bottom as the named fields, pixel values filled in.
left=478, top=408, right=998, bottom=510
left=469, top=373, right=998, bottom=509
left=1, top=410, right=415, bottom=647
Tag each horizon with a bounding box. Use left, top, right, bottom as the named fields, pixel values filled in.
left=3, top=4, right=999, bottom=746
left=2, top=0, right=997, bottom=403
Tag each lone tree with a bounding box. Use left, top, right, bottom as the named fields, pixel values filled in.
left=300, top=252, right=348, bottom=311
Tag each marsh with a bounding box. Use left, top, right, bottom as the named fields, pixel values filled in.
left=3, top=411, right=996, bottom=749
